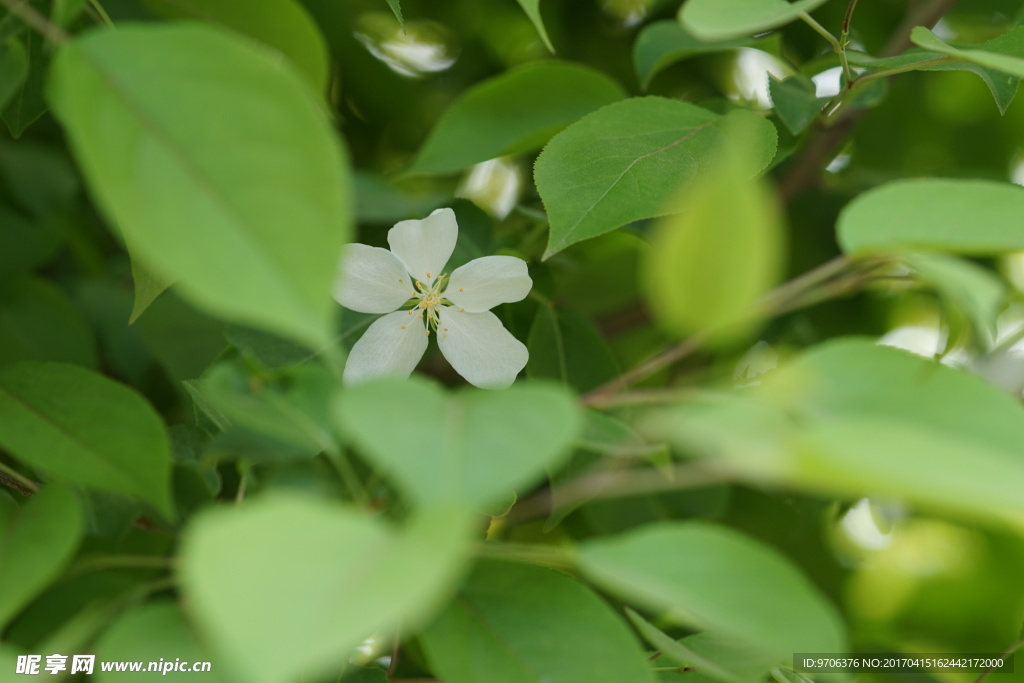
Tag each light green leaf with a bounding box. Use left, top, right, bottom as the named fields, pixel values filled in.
left=0, top=278, right=97, bottom=368
left=577, top=522, right=846, bottom=660
left=768, top=73, right=822, bottom=135
left=515, top=0, right=554, bottom=53
left=95, top=603, right=226, bottom=682
left=385, top=0, right=403, bottom=29
left=0, top=37, right=28, bottom=112
left=334, top=377, right=582, bottom=511
left=537, top=97, right=776, bottom=259
left=901, top=253, right=1005, bottom=340
left=526, top=306, right=619, bottom=392
left=146, top=0, right=331, bottom=91
left=679, top=0, right=831, bottom=41
left=421, top=561, right=656, bottom=683
left=0, top=484, right=83, bottom=627
left=48, top=24, right=351, bottom=349
left=642, top=152, right=785, bottom=343
left=634, top=21, right=776, bottom=90
left=180, top=496, right=473, bottom=683
left=408, top=62, right=625, bottom=175
left=912, top=26, right=1024, bottom=79
left=838, top=178, right=1024, bottom=255
left=0, top=363, right=173, bottom=516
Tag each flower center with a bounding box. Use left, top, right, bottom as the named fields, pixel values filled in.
left=410, top=274, right=447, bottom=335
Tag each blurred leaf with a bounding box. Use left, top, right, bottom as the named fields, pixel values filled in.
left=51, top=0, right=87, bottom=27
left=0, top=278, right=96, bottom=368
left=526, top=306, right=619, bottom=392
left=353, top=172, right=445, bottom=224
left=643, top=153, right=784, bottom=344
left=385, top=0, right=403, bottom=29
left=342, top=666, right=390, bottom=683
left=0, top=141, right=78, bottom=219
left=0, top=37, right=27, bottom=112
left=770, top=668, right=815, bottom=683
left=421, top=561, right=656, bottom=683
left=768, top=74, right=822, bottom=135
left=146, top=0, right=331, bottom=91
left=180, top=496, right=473, bottom=683
left=537, top=98, right=776, bottom=258
left=94, top=603, right=225, bottom=682
left=515, top=0, right=554, bottom=53
left=0, top=362, right=173, bottom=516
left=838, top=179, right=1024, bottom=255
left=912, top=25, right=1024, bottom=79
left=335, top=377, right=582, bottom=511
left=134, top=291, right=226, bottom=381
left=679, top=0, right=831, bottom=41
left=901, top=253, right=1005, bottom=341
left=128, top=254, right=173, bottom=324
left=0, top=204, right=62, bottom=281
left=577, top=522, right=846, bottom=660
left=634, top=21, right=775, bottom=90
left=2, top=31, right=46, bottom=138
left=226, top=324, right=313, bottom=368
left=408, top=62, right=625, bottom=175
left=0, top=484, right=83, bottom=627
left=48, top=24, right=351, bottom=349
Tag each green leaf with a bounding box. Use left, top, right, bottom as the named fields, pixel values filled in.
left=526, top=306, right=619, bottom=392
left=385, top=0, right=403, bottom=29
left=134, top=291, right=226, bottom=381
left=0, top=278, right=97, bottom=368
left=768, top=73, right=822, bottom=135
left=0, top=37, right=28, bottom=112
left=901, top=253, right=1005, bottom=341
left=0, top=363, right=173, bottom=516
left=180, top=496, right=473, bottom=683
left=577, top=522, right=846, bottom=660
left=48, top=23, right=352, bottom=349
left=515, top=0, right=554, bottom=53
left=912, top=26, right=1024, bottom=80
left=94, top=602, right=225, bottom=682
left=838, top=179, right=1024, bottom=255
left=51, top=0, right=87, bottom=27
left=0, top=204, right=62, bottom=281
left=0, top=484, right=83, bottom=627
left=642, top=152, right=785, bottom=343
left=2, top=31, right=47, bottom=137
left=128, top=254, right=173, bottom=324
left=145, top=0, right=331, bottom=92
left=334, top=377, right=582, bottom=511
left=408, top=62, right=625, bottom=175
left=421, top=561, right=656, bottom=683
left=537, top=97, right=776, bottom=259
left=0, top=141, right=79, bottom=219
left=678, top=0, right=831, bottom=41
left=634, top=21, right=775, bottom=90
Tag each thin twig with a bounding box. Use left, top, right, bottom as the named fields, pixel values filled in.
left=883, top=0, right=962, bottom=57
left=972, top=639, right=1023, bottom=683
left=0, top=460, right=38, bottom=495
left=0, top=0, right=68, bottom=43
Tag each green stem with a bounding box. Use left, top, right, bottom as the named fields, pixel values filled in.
left=87, top=0, right=114, bottom=27
left=476, top=541, right=576, bottom=570
left=973, top=639, right=1023, bottom=683
left=66, top=554, right=174, bottom=578
left=0, top=460, right=38, bottom=494
left=799, top=10, right=853, bottom=83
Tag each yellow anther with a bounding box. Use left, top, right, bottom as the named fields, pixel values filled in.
left=427, top=272, right=432, bottom=279
left=459, top=308, right=465, bottom=312
left=401, top=325, right=406, bottom=329
left=425, top=330, right=430, bottom=336
left=459, top=287, right=464, bottom=292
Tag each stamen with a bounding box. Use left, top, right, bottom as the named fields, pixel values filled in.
left=459, top=288, right=464, bottom=292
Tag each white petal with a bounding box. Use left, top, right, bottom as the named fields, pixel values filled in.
left=334, top=244, right=414, bottom=314
left=436, top=308, right=527, bottom=390
left=387, top=208, right=457, bottom=285
left=445, top=255, right=532, bottom=312
left=343, top=310, right=429, bottom=385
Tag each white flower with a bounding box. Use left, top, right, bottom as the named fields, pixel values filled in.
left=333, top=208, right=532, bottom=389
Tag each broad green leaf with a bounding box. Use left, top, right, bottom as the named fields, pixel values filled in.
left=526, top=306, right=619, bottom=392
left=408, top=62, right=625, bottom=175
left=0, top=484, right=83, bottom=627
left=901, top=253, right=1005, bottom=340
left=0, top=204, right=62, bottom=281
left=768, top=74, right=822, bottom=135
left=642, top=157, right=784, bottom=343
left=180, top=496, right=473, bottom=683
left=537, top=98, right=776, bottom=258
left=648, top=340, right=1024, bottom=527
left=838, top=179, right=1024, bottom=255
left=515, top=0, right=554, bottom=53
left=0, top=278, right=97, bottom=368
left=48, top=24, right=351, bottom=349
left=385, top=0, right=403, bottom=29
left=634, top=21, right=776, bottom=90
left=577, top=522, right=845, bottom=660
left=421, top=561, right=656, bottom=683
left=679, top=0, right=831, bottom=41
left=334, top=377, right=582, bottom=511
left=94, top=603, right=225, bottom=682
left=912, top=26, right=1024, bottom=80
left=146, top=0, right=331, bottom=91
left=0, top=37, right=27, bottom=112
left=2, top=31, right=46, bottom=137
left=0, top=363, right=173, bottom=516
